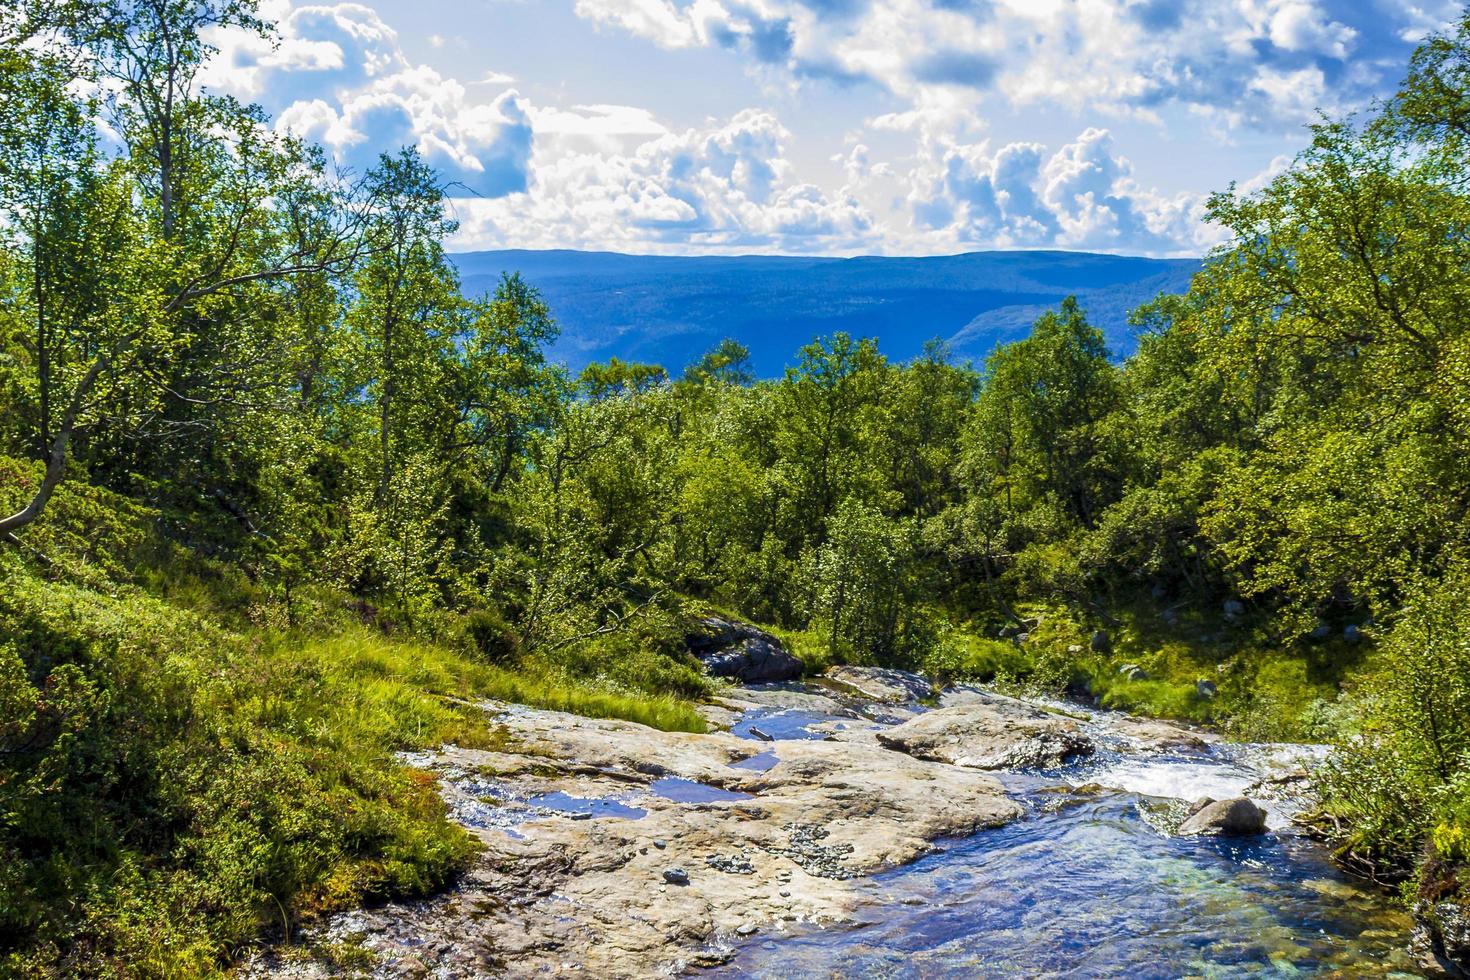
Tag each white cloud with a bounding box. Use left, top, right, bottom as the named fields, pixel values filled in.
left=202, top=3, right=532, bottom=195
left=453, top=109, right=875, bottom=253
left=907, top=128, right=1214, bottom=256
left=571, top=0, right=1462, bottom=129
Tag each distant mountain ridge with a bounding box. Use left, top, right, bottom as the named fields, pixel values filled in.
left=451, top=249, right=1201, bottom=376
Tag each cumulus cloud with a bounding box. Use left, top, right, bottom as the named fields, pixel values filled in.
left=908, top=128, right=1212, bottom=255
left=191, top=0, right=1457, bottom=257
left=202, top=2, right=532, bottom=196
left=454, top=109, right=875, bottom=252
left=572, top=0, right=1461, bottom=129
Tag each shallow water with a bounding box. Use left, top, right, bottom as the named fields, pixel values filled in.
left=646, top=776, right=755, bottom=804
left=717, top=694, right=1420, bottom=978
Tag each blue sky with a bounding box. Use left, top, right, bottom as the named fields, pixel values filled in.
left=202, top=0, right=1462, bottom=257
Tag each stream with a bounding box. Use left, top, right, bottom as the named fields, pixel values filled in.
left=710, top=687, right=1421, bottom=979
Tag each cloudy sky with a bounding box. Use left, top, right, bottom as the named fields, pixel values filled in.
left=202, top=0, right=1461, bottom=257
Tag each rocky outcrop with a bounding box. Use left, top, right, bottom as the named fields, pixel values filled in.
left=1413, top=900, right=1470, bottom=978
left=687, top=616, right=803, bottom=683
left=823, top=665, right=935, bottom=703
left=246, top=701, right=1023, bottom=979
left=875, top=697, right=1094, bottom=770
left=1177, top=797, right=1268, bottom=836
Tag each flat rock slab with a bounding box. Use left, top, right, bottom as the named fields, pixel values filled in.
left=823, top=665, right=935, bottom=703
left=246, top=701, right=1022, bottom=979
left=876, top=699, right=1095, bottom=770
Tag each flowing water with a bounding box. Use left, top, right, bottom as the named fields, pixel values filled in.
left=712, top=691, right=1422, bottom=979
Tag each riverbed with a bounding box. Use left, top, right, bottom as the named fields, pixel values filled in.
left=246, top=679, right=1422, bottom=978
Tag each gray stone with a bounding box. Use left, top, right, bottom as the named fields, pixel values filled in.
left=823, top=665, right=935, bottom=704
left=1118, top=663, right=1148, bottom=682
left=1196, top=679, right=1218, bottom=699
left=686, top=616, right=803, bottom=684
left=1309, top=620, right=1333, bottom=642
left=662, top=867, right=690, bottom=886
left=876, top=697, right=1094, bottom=770
left=1176, top=797, right=1267, bottom=836
left=1344, top=623, right=1364, bottom=644
left=1090, top=630, right=1111, bottom=653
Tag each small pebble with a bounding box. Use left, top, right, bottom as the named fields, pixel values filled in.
left=737, top=923, right=758, bottom=936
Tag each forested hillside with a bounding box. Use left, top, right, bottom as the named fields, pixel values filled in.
left=451, top=249, right=1199, bottom=375
left=4, top=0, right=1470, bottom=975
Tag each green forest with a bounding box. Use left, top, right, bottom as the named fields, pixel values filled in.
left=4, top=0, right=1470, bottom=975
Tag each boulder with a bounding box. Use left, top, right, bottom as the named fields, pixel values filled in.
left=1118, top=663, right=1148, bottom=682
left=1090, top=630, right=1112, bottom=653
left=1176, top=797, right=1267, bottom=836
left=1196, top=679, right=1218, bottom=699
left=823, top=665, right=935, bottom=704
left=686, top=617, right=802, bottom=684
left=876, top=697, right=1094, bottom=770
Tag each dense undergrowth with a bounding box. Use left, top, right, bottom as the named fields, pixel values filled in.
left=0, top=479, right=705, bottom=976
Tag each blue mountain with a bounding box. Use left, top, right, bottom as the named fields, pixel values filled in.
left=451, top=249, right=1201, bottom=376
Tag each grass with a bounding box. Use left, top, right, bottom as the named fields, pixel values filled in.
left=0, top=548, right=709, bottom=977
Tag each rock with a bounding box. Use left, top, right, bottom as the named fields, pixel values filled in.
left=1117, top=663, right=1148, bottom=682
left=876, top=696, right=1094, bottom=770
left=1110, top=715, right=1214, bottom=753
left=243, top=699, right=1024, bottom=979
left=1309, top=620, right=1333, bottom=642
left=1413, top=900, right=1470, bottom=977
left=823, top=665, right=935, bottom=704
left=1090, top=630, right=1111, bottom=653
left=736, top=923, right=758, bottom=936
left=1015, top=632, right=1030, bottom=644
left=1176, top=797, right=1267, bottom=836
left=686, top=616, right=803, bottom=684
left=1196, top=679, right=1218, bottom=699
left=1223, top=598, right=1246, bottom=620
left=1344, top=623, right=1364, bottom=644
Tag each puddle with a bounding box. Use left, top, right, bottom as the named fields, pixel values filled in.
left=733, top=708, right=873, bottom=741
left=646, top=777, right=756, bottom=804
left=525, top=791, right=648, bottom=820
left=729, top=751, right=780, bottom=772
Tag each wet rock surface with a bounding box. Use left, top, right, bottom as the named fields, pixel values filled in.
left=876, top=696, right=1095, bottom=770
left=244, top=700, right=1021, bottom=979
left=822, top=665, right=935, bottom=703
left=1177, top=797, right=1269, bottom=836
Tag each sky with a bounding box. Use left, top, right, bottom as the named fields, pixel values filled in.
left=200, top=0, right=1463, bottom=258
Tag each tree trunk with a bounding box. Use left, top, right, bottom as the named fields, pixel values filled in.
left=0, top=355, right=106, bottom=539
